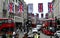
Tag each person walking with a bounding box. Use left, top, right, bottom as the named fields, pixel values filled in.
left=23, top=33, right=28, bottom=38
left=2, top=33, right=6, bottom=38
left=33, top=32, right=39, bottom=38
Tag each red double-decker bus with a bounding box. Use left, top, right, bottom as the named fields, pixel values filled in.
left=42, top=18, right=57, bottom=35
left=0, top=18, right=15, bottom=34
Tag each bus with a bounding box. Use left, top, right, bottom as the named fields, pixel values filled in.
left=0, top=18, right=15, bottom=34
left=42, top=18, right=57, bottom=35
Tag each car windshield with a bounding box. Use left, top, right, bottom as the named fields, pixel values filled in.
left=0, top=20, right=5, bottom=25
left=4, top=19, right=8, bottom=23
left=58, top=32, right=60, bottom=33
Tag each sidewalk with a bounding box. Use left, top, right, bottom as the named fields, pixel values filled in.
left=19, top=32, right=24, bottom=38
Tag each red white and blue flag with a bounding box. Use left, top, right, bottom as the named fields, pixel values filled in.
left=38, top=3, right=43, bottom=12
left=28, top=4, right=33, bottom=13
left=48, top=2, right=53, bottom=13
left=8, top=2, right=14, bottom=13
left=18, top=2, right=24, bottom=13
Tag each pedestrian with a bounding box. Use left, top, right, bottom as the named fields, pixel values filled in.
left=15, top=34, right=19, bottom=38
left=2, top=33, right=6, bottom=38
left=23, top=33, right=28, bottom=38
left=33, top=32, right=39, bottom=38
left=19, top=25, right=22, bottom=32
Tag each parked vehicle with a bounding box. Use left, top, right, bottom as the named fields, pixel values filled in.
left=54, top=30, right=60, bottom=38
left=36, top=24, right=42, bottom=31
left=32, top=28, right=38, bottom=33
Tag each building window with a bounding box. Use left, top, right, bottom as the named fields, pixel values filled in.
left=13, top=0, right=14, bottom=2
left=16, top=0, right=17, bottom=2
left=19, top=0, right=20, bottom=1
left=3, top=2, right=5, bottom=9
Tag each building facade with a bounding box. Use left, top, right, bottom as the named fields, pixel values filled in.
left=53, top=0, right=60, bottom=18
left=0, top=0, right=7, bottom=18
left=0, top=0, right=27, bottom=26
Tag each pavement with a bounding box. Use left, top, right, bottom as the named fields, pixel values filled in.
left=19, top=30, right=55, bottom=38
left=0, top=30, right=55, bottom=38
left=19, top=32, right=24, bottom=38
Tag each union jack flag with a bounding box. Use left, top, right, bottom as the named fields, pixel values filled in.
left=38, top=3, right=43, bottom=12
left=8, top=2, right=14, bottom=13
left=48, top=2, right=53, bottom=13
left=28, top=4, right=33, bottom=13
left=18, top=2, right=24, bottom=13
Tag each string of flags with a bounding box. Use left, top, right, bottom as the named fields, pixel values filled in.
left=8, top=2, right=24, bottom=13
left=8, top=2, right=53, bottom=18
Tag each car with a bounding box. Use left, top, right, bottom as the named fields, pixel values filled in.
left=27, top=28, right=38, bottom=38
left=32, top=28, right=38, bottom=33
left=36, top=24, right=42, bottom=31
left=28, top=28, right=40, bottom=38
left=54, top=30, right=60, bottom=38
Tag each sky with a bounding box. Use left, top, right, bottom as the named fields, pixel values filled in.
left=24, top=0, right=53, bottom=18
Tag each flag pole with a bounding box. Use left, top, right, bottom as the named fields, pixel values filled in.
left=13, top=0, right=15, bottom=23
left=7, top=0, right=10, bottom=18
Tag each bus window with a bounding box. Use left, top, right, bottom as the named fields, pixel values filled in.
left=4, top=20, right=8, bottom=23
left=0, top=20, right=3, bottom=25
left=8, top=19, right=12, bottom=23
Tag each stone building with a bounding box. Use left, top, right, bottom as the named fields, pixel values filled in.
left=1, top=0, right=27, bottom=26
left=53, top=0, right=60, bottom=18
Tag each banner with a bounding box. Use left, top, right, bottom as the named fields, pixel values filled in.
left=38, top=3, right=43, bottom=12
left=28, top=4, right=33, bottom=13
left=48, top=2, right=53, bottom=13
left=8, top=2, right=14, bottom=13
left=18, top=2, right=24, bottom=13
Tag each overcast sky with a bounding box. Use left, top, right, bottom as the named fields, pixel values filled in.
left=24, top=0, right=53, bottom=18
